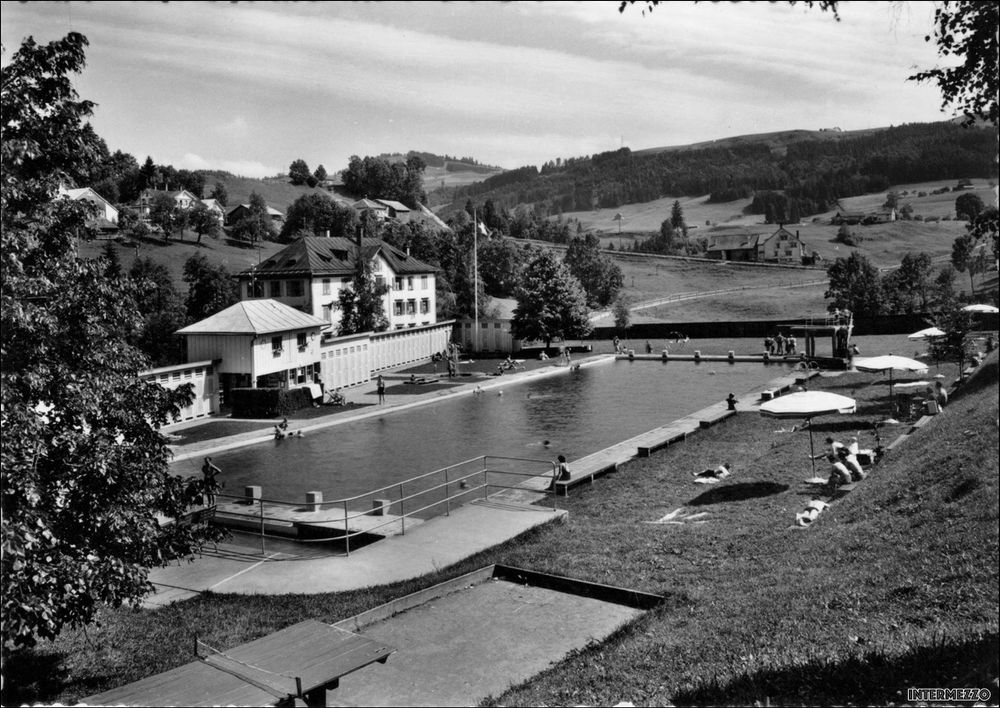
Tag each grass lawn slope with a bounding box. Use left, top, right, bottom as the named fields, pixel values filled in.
left=3, top=357, right=996, bottom=705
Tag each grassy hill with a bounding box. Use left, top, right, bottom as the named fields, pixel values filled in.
left=634, top=126, right=886, bottom=158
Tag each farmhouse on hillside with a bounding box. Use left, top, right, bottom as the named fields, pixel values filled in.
left=56, top=186, right=119, bottom=235
left=706, top=232, right=760, bottom=262
left=756, top=226, right=807, bottom=263
left=352, top=198, right=390, bottom=220
left=225, top=202, right=285, bottom=228
left=135, top=187, right=200, bottom=219
left=375, top=199, right=412, bottom=223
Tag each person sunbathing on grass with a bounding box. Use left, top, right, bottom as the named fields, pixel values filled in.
left=692, top=463, right=732, bottom=482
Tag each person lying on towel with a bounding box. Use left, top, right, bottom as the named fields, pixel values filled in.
left=692, top=463, right=732, bottom=483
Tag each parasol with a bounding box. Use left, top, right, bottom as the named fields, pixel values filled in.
left=760, top=391, right=856, bottom=475
left=853, top=355, right=928, bottom=398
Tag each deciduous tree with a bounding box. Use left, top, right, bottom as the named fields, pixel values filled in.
left=824, top=251, right=885, bottom=317
left=230, top=191, right=277, bottom=244
left=510, top=250, right=592, bottom=348
left=182, top=253, right=238, bottom=321
left=2, top=32, right=218, bottom=650
left=564, top=233, right=624, bottom=307
left=288, top=158, right=311, bottom=186
left=955, top=192, right=985, bottom=221
left=188, top=200, right=221, bottom=245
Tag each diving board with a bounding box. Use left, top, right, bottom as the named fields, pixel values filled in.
left=84, top=620, right=394, bottom=707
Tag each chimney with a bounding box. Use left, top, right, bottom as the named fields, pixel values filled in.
left=322, top=229, right=330, bottom=239
left=406, top=246, right=410, bottom=256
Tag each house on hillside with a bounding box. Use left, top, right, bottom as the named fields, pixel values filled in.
left=707, top=232, right=760, bottom=262
left=200, top=198, right=226, bottom=225
left=352, top=198, right=390, bottom=220
left=135, top=188, right=200, bottom=220
left=57, top=186, right=119, bottom=235
left=235, top=235, right=440, bottom=332
left=830, top=211, right=865, bottom=225
left=375, top=199, right=412, bottom=223
left=757, top=226, right=806, bottom=263
left=225, top=203, right=285, bottom=228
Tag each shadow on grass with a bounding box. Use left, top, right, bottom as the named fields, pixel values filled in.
left=670, top=632, right=999, bottom=706
left=1, top=650, right=72, bottom=705
left=687, top=482, right=789, bottom=506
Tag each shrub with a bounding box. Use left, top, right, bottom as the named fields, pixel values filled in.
left=230, top=387, right=314, bottom=418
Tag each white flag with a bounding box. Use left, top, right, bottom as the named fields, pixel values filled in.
left=477, top=221, right=490, bottom=237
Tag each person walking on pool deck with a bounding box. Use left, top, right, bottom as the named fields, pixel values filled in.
left=376, top=375, right=386, bottom=404
left=201, top=457, right=221, bottom=506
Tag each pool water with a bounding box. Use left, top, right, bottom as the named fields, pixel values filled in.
left=196, top=360, right=787, bottom=502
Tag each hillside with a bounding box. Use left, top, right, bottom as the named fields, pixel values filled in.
left=445, top=121, right=997, bottom=222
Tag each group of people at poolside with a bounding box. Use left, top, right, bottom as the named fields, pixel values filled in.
left=814, top=435, right=869, bottom=488
left=764, top=333, right=798, bottom=356
left=274, top=417, right=306, bottom=440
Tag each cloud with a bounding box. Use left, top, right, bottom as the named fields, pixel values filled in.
left=179, top=153, right=281, bottom=179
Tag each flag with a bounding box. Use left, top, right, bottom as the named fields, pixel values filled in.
left=477, top=221, right=491, bottom=237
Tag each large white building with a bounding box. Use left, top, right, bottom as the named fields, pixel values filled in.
left=236, top=236, right=440, bottom=333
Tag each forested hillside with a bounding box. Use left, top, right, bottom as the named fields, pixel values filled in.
left=450, top=122, right=997, bottom=221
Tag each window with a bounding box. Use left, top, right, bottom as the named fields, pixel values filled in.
left=420, top=298, right=429, bottom=314
left=395, top=277, right=403, bottom=291
left=394, top=300, right=404, bottom=316
left=297, top=333, right=308, bottom=351
left=323, top=305, right=332, bottom=322
left=421, top=275, right=428, bottom=290
left=407, top=276, right=413, bottom=290
left=269, top=280, right=281, bottom=297
left=322, top=278, right=331, bottom=295
left=286, top=280, right=304, bottom=297
left=272, top=336, right=283, bottom=355
left=248, top=281, right=263, bottom=298
left=406, top=299, right=416, bottom=315
left=184, top=369, right=192, bottom=379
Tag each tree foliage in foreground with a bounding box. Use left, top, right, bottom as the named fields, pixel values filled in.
left=510, top=250, right=593, bottom=347
left=1, top=32, right=222, bottom=650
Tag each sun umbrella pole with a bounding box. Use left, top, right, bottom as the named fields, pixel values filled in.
left=808, top=418, right=816, bottom=476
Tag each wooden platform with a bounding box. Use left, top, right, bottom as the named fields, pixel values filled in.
left=84, top=620, right=394, bottom=707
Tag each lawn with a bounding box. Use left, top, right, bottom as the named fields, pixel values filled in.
left=6, top=352, right=996, bottom=706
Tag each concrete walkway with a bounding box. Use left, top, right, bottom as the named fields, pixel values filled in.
left=146, top=497, right=566, bottom=607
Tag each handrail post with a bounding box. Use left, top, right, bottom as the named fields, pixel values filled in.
left=482, top=456, right=488, bottom=501
left=344, top=501, right=350, bottom=557
left=552, top=462, right=558, bottom=511
left=259, top=499, right=265, bottom=556
left=444, top=467, right=450, bottom=516
left=399, top=483, right=405, bottom=535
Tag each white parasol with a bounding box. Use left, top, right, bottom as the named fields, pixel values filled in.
left=961, top=304, right=999, bottom=314
left=907, top=327, right=945, bottom=340
left=760, top=391, right=857, bottom=475
left=853, top=355, right=929, bottom=398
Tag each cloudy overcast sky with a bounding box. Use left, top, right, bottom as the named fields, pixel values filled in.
left=1, top=1, right=952, bottom=177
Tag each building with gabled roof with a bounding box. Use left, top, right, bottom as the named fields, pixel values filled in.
left=756, top=226, right=807, bottom=263
left=136, top=188, right=201, bottom=220
left=225, top=203, right=285, bottom=227
left=375, top=199, right=412, bottom=223
left=57, top=186, right=119, bottom=234
left=176, top=299, right=327, bottom=396
left=352, top=199, right=389, bottom=220
left=236, top=236, right=440, bottom=332
left=706, top=232, right=760, bottom=262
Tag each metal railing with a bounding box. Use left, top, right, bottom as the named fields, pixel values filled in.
left=209, top=455, right=558, bottom=556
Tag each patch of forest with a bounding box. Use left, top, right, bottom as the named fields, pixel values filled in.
left=449, top=122, right=997, bottom=220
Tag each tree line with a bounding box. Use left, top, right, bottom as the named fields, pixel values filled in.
left=450, top=122, right=997, bottom=222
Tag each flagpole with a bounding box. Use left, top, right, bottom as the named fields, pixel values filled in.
left=473, top=209, right=479, bottom=354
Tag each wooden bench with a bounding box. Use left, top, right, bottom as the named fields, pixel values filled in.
left=760, top=389, right=778, bottom=401
left=637, top=431, right=687, bottom=457
left=699, top=409, right=736, bottom=429
left=553, top=462, right=618, bottom=496
left=909, top=415, right=933, bottom=431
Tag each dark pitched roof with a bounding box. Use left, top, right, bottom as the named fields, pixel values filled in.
left=707, top=232, right=760, bottom=251
left=239, top=237, right=439, bottom=278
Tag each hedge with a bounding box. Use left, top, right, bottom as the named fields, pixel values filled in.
left=230, top=387, right=314, bottom=419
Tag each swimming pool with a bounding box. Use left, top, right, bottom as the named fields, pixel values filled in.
left=192, top=360, right=787, bottom=502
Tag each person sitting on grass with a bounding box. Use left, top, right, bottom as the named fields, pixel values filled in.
left=692, top=463, right=732, bottom=481
left=825, top=452, right=853, bottom=487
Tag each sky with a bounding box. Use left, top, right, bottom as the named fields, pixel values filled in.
left=1, top=1, right=955, bottom=178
